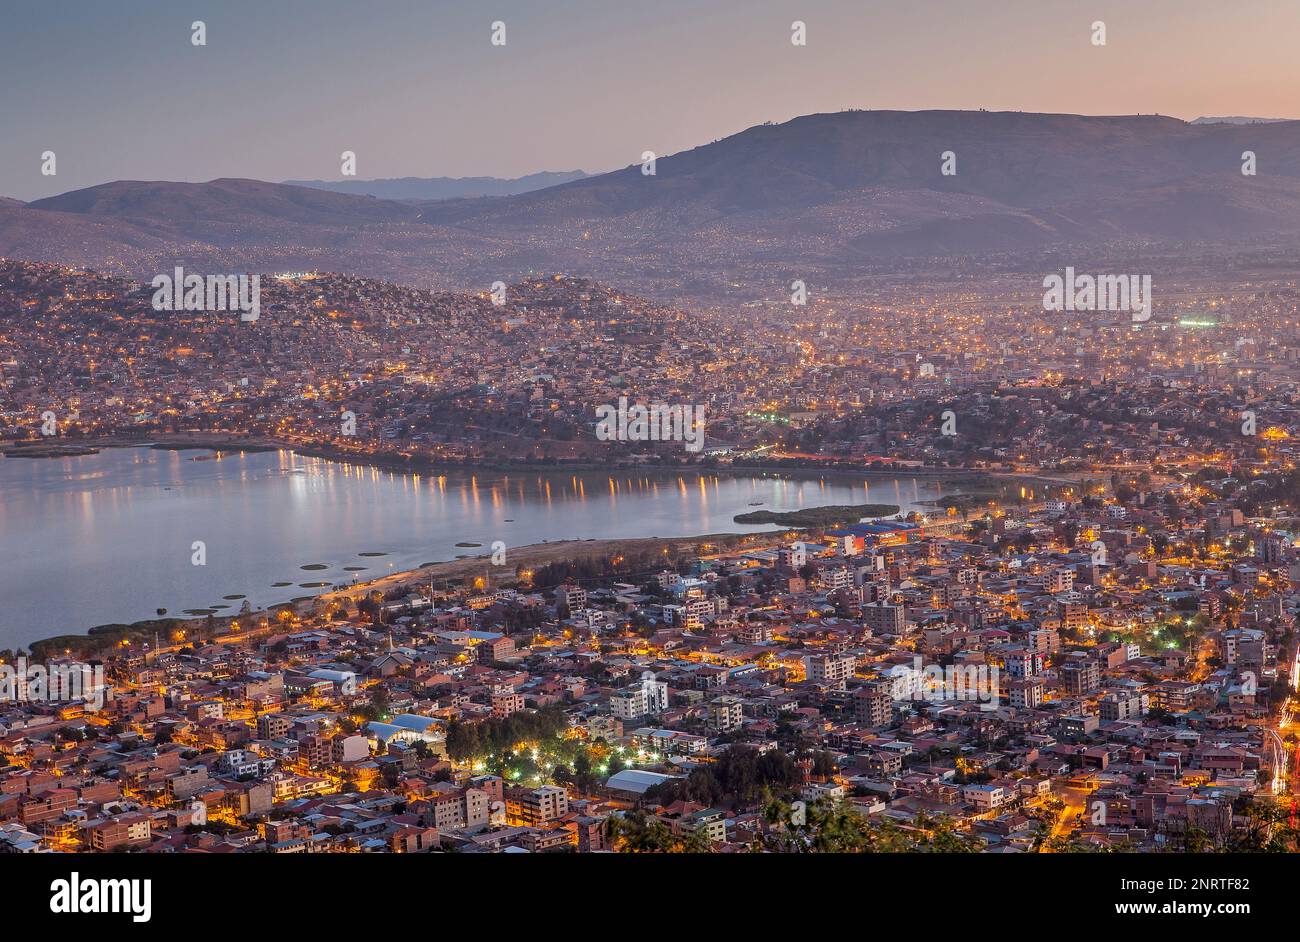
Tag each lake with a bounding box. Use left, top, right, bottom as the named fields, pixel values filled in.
left=0, top=447, right=957, bottom=648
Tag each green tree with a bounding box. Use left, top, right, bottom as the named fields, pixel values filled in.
left=606, top=810, right=710, bottom=853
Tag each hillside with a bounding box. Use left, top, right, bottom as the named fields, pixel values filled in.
left=7, top=111, right=1300, bottom=296
left=283, top=170, right=589, bottom=201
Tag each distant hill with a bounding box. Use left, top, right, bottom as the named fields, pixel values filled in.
left=1191, top=116, right=1293, bottom=125
left=7, top=179, right=501, bottom=287
left=418, top=111, right=1300, bottom=228
left=414, top=110, right=1300, bottom=277
left=29, top=178, right=420, bottom=233
left=7, top=111, right=1300, bottom=297
left=282, top=171, right=589, bottom=201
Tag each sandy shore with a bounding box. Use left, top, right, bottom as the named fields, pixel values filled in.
left=318, top=531, right=789, bottom=605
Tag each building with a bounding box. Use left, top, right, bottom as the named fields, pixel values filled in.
left=508, top=785, right=569, bottom=827
left=852, top=682, right=892, bottom=728
left=86, top=813, right=151, bottom=852
left=556, top=584, right=588, bottom=614
left=863, top=602, right=906, bottom=634
left=576, top=816, right=607, bottom=853
left=610, top=672, right=669, bottom=720
left=492, top=691, right=525, bottom=718
left=961, top=784, right=1008, bottom=810
left=390, top=826, right=440, bottom=853
left=1009, top=678, right=1045, bottom=710
left=1029, top=628, right=1061, bottom=655
left=1060, top=658, right=1101, bottom=695
left=778, top=543, right=808, bottom=572
left=365, top=714, right=447, bottom=754
left=605, top=769, right=681, bottom=798
left=707, top=696, right=744, bottom=732
left=1043, top=568, right=1075, bottom=593
left=805, top=652, right=856, bottom=689
left=1099, top=691, right=1148, bottom=721
left=1002, top=647, right=1043, bottom=679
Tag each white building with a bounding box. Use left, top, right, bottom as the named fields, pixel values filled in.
left=779, top=542, right=807, bottom=571
left=961, top=783, right=1008, bottom=810
left=611, top=671, right=669, bottom=720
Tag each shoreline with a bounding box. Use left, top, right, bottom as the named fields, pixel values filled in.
left=0, top=431, right=1075, bottom=486
left=8, top=434, right=1080, bottom=656
left=319, top=531, right=784, bottom=603
left=25, top=531, right=790, bottom=659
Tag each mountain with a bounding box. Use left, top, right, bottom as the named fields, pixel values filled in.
left=410, top=110, right=1300, bottom=292
left=1192, top=116, right=1292, bottom=125
left=7, top=111, right=1300, bottom=298
left=28, top=178, right=421, bottom=243
left=417, top=110, right=1300, bottom=232
left=5, top=179, right=503, bottom=287
left=282, top=171, right=589, bottom=201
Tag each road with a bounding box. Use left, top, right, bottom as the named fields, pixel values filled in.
left=1042, top=781, right=1091, bottom=849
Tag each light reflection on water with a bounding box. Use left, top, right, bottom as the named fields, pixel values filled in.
left=0, top=447, right=948, bottom=647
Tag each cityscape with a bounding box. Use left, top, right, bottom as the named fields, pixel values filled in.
left=1, top=0, right=1298, bottom=918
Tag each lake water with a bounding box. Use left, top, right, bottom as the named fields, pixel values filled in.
left=0, top=447, right=955, bottom=648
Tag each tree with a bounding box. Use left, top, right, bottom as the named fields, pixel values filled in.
left=369, top=685, right=389, bottom=720
left=572, top=751, right=597, bottom=793
left=757, top=795, right=915, bottom=853
left=606, top=810, right=710, bottom=853
left=811, top=750, right=838, bottom=780
left=1220, top=803, right=1288, bottom=851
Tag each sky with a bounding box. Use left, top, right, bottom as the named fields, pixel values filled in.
left=3, top=0, right=1299, bottom=200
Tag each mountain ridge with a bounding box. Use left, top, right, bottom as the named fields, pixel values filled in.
left=7, top=110, right=1300, bottom=297
left=282, top=170, right=589, bottom=201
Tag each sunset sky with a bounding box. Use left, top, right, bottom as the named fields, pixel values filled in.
left=4, top=0, right=1298, bottom=199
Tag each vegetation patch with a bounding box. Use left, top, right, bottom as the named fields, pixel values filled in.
left=733, top=503, right=900, bottom=527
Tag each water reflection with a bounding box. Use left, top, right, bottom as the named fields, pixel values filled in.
left=0, top=447, right=949, bottom=646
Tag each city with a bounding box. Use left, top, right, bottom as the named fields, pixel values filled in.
left=3, top=257, right=1300, bottom=859
left=1, top=0, right=1295, bottom=924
